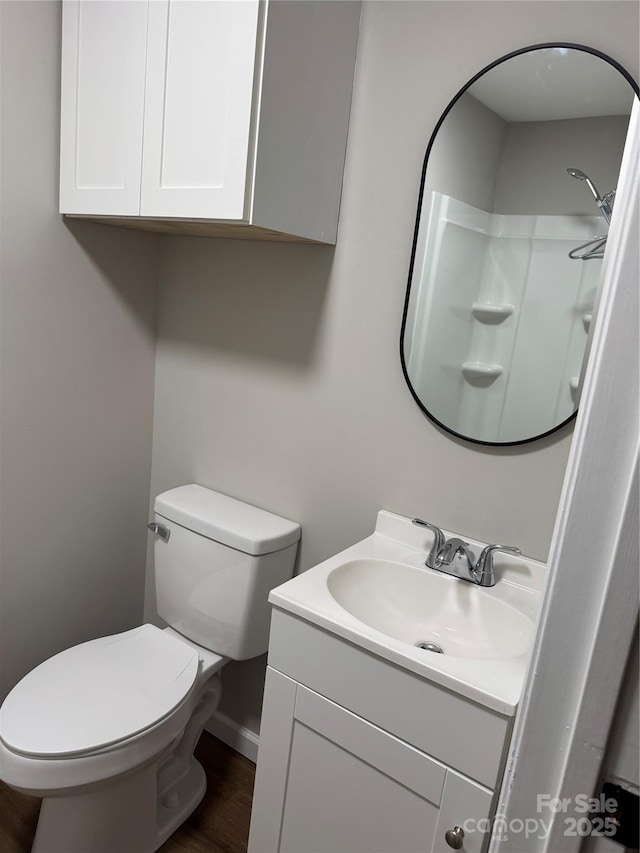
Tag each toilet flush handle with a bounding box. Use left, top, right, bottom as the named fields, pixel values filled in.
left=147, top=522, right=171, bottom=542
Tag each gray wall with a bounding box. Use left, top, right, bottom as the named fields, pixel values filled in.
left=425, top=93, right=507, bottom=211
left=0, top=1, right=159, bottom=699
left=145, top=2, right=639, bottom=731
left=494, top=115, right=630, bottom=214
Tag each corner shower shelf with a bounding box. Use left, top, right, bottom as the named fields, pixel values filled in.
left=461, top=362, right=504, bottom=385
left=471, top=303, right=514, bottom=324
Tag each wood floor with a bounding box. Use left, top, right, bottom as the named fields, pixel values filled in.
left=0, top=733, right=256, bottom=853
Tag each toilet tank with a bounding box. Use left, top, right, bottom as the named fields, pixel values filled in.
left=152, top=485, right=300, bottom=660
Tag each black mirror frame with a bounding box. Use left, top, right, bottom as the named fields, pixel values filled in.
left=400, top=42, right=639, bottom=447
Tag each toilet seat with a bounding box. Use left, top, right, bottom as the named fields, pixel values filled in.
left=0, top=625, right=200, bottom=759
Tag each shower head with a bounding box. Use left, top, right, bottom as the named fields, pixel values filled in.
left=567, top=167, right=615, bottom=228
left=567, top=168, right=601, bottom=202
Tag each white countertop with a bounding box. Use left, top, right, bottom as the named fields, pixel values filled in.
left=269, top=511, right=546, bottom=716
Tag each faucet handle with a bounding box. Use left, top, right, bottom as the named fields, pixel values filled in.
left=412, top=518, right=445, bottom=568
left=473, top=544, right=521, bottom=586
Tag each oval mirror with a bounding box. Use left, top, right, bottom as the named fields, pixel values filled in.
left=401, top=44, right=638, bottom=446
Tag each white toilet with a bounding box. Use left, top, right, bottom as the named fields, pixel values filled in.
left=0, top=484, right=300, bottom=853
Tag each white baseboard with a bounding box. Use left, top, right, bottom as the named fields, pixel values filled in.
left=204, top=710, right=260, bottom=764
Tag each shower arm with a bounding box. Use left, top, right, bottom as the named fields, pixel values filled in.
left=597, top=189, right=615, bottom=225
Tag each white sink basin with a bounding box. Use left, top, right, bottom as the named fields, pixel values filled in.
left=268, top=510, right=546, bottom=715
left=327, top=558, right=534, bottom=659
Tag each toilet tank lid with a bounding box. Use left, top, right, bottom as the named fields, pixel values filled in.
left=154, top=485, right=301, bottom=556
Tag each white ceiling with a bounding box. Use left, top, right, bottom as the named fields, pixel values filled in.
left=469, top=47, right=636, bottom=122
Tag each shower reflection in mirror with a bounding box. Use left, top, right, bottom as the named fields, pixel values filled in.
left=566, top=167, right=615, bottom=260
left=402, top=45, right=638, bottom=446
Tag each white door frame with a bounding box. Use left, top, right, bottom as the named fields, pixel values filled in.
left=491, top=99, right=639, bottom=853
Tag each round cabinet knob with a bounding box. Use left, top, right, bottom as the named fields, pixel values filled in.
left=445, top=825, right=465, bottom=849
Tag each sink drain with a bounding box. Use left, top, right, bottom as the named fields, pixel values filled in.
left=416, top=641, right=444, bottom=654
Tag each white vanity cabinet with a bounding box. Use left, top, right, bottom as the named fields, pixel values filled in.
left=249, top=610, right=512, bottom=853
left=60, top=0, right=361, bottom=243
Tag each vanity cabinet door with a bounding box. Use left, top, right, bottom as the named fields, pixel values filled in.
left=140, top=0, right=260, bottom=220
left=59, top=0, right=149, bottom=215
left=249, top=668, right=493, bottom=853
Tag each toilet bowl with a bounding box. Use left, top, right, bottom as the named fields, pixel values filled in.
left=0, top=485, right=300, bottom=853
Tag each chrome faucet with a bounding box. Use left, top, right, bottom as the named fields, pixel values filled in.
left=412, top=519, right=521, bottom=587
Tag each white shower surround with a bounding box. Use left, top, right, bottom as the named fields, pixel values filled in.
left=407, top=192, right=603, bottom=443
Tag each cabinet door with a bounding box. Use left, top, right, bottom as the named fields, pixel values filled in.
left=140, top=0, right=260, bottom=220
left=60, top=0, right=149, bottom=215
left=249, top=668, right=493, bottom=853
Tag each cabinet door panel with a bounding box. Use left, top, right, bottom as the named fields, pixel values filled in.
left=60, top=0, right=148, bottom=215
left=141, top=0, right=259, bottom=220
left=281, top=721, right=441, bottom=853
left=280, top=686, right=446, bottom=853
left=294, top=684, right=446, bottom=804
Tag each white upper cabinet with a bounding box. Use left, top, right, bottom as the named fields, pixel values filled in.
left=59, top=0, right=361, bottom=243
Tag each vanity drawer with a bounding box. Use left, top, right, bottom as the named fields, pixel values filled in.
left=267, top=608, right=511, bottom=788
